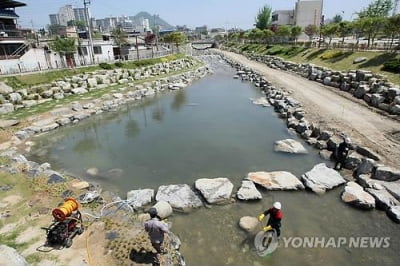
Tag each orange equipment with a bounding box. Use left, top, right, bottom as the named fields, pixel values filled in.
left=52, top=198, right=79, bottom=221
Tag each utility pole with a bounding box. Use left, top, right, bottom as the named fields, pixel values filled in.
left=84, top=0, right=95, bottom=64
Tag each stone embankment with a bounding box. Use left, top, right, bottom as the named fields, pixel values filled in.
left=0, top=58, right=200, bottom=114
left=243, top=53, right=400, bottom=117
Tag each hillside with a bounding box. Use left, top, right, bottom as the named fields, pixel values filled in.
left=129, top=11, right=173, bottom=30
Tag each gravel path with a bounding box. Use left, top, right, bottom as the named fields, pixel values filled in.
left=221, top=50, right=400, bottom=167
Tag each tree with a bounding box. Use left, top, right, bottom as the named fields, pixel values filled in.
left=304, top=24, right=318, bottom=41
left=321, top=23, right=339, bottom=46
left=163, top=32, right=186, bottom=52
left=357, top=16, right=385, bottom=47
left=384, top=15, right=400, bottom=49
left=291, top=26, right=302, bottom=44
left=332, top=14, right=343, bottom=23
left=255, top=4, right=272, bottom=30
left=276, top=25, right=291, bottom=43
left=248, top=28, right=263, bottom=42
left=338, top=21, right=352, bottom=44
left=358, top=0, right=393, bottom=18
left=49, top=37, right=76, bottom=67
left=112, top=27, right=128, bottom=50
left=263, top=29, right=275, bottom=43
left=67, top=20, right=87, bottom=30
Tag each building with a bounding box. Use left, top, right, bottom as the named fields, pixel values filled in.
left=58, top=5, right=74, bottom=26
left=294, top=0, right=323, bottom=29
left=73, top=8, right=88, bottom=23
left=271, top=10, right=295, bottom=26
left=195, top=25, right=207, bottom=34
left=0, top=0, right=27, bottom=60
left=49, top=14, right=60, bottom=25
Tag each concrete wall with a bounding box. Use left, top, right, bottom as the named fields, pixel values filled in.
left=272, top=10, right=295, bottom=26
left=295, top=0, right=323, bottom=40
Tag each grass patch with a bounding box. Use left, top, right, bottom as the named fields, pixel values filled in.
left=0, top=56, right=200, bottom=120
left=227, top=43, right=400, bottom=85
left=0, top=231, right=28, bottom=250
left=0, top=54, right=188, bottom=90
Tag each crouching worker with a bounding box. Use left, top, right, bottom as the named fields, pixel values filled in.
left=258, top=202, right=283, bottom=237
left=144, top=208, right=170, bottom=265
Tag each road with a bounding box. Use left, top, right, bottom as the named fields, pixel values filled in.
left=220, top=50, right=400, bottom=167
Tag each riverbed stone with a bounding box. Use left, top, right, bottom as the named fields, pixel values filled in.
left=373, top=166, right=400, bottom=181
left=0, top=103, right=14, bottom=114
left=0, top=82, right=13, bottom=94
left=247, top=171, right=304, bottom=190
left=366, top=188, right=399, bottom=210
left=341, top=181, right=375, bottom=209
left=195, top=177, right=234, bottom=204
left=382, top=182, right=400, bottom=201
left=356, top=146, right=380, bottom=161
left=274, top=139, right=308, bottom=154
left=156, top=184, right=203, bottom=211
left=127, top=189, right=154, bottom=209
left=239, top=216, right=259, bottom=232
left=0, top=119, right=19, bottom=129
left=355, top=158, right=377, bottom=177
left=319, top=149, right=333, bottom=161
left=386, top=206, right=400, bottom=223
left=344, top=151, right=363, bottom=170
left=236, top=180, right=262, bottom=200
left=152, top=201, right=173, bottom=219
left=301, top=163, right=346, bottom=193
left=0, top=245, right=28, bottom=266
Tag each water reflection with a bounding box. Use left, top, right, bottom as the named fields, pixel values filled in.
left=171, top=89, right=186, bottom=111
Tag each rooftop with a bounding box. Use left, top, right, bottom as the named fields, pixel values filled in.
left=0, top=0, right=26, bottom=9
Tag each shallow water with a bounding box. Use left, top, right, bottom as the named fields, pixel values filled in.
left=28, top=57, right=399, bottom=265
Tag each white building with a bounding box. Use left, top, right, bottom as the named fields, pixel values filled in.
left=58, top=5, right=75, bottom=26
left=271, top=10, right=295, bottom=26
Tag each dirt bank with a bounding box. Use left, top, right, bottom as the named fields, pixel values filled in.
left=220, top=50, right=400, bottom=167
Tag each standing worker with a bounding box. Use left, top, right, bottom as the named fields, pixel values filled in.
left=258, top=202, right=283, bottom=237
left=334, top=137, right=352, bottom=170
left=144, top=208, right=170, bottom=265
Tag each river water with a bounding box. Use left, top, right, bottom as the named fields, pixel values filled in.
left=27, top=56, right=399, bottom=265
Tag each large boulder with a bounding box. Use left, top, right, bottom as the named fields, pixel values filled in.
left=152, top=201, right=173, bottom=219
left=127, top=189, right=154, bottom=209
left=156, top=184, right=203, bottom=211
left=247, top=171, right=304, bottom=190
left=274, top=139, right=308, bottom=154
left=236, top=180, right=262, bottom=200
left=341, top=182, right=375, bottom=209
left=355, top=158, right=377, bottom=177
left=0, top=103, right=14, bottom=114
left=0, top=82, right=13, bottom=94
left=386, top=206, right=400, bottom=223
left=0, top=245, right=29, bottom=266
left=195, top=177, right=234, bottom=204
left=301, top=163, right=346, bottom=193
left=239, top=216, right=259, bottom=232
left=382, top=182, right=400, bottom=201
left=373, top=166, right=400, bottom=181
left=366, top=188, right=399, bottom=210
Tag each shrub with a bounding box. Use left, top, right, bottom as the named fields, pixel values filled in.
left=320, top=50, right=344, bottom=60
left=99, top=63, right=113, bottom=70
left=382, top=58, right=400, bottom=73
left=115, top=62, right=124, bottom=68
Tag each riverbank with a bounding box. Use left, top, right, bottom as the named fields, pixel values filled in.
left=223, top=43, right=400, bottom=86
left=219, top=50, right=400, bottom=169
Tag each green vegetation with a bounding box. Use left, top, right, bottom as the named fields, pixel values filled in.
left=226, top=43, right=400, bottom=85
left=162, top=32, right=187, bottom=52
left=382, top=58, right=400, bottom=73
left=255, top=4, right=272, bottom=30
left=0, top=54, right=186, bottom=90
left=99, top=62, right=113, bottom=70
left=0, top=55, right=200, bottom=120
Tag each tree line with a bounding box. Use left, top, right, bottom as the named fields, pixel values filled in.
left=227, top=0, right=400, bottom=50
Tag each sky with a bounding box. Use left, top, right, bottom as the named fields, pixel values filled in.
left=16, top=0, right=374, bottom=30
